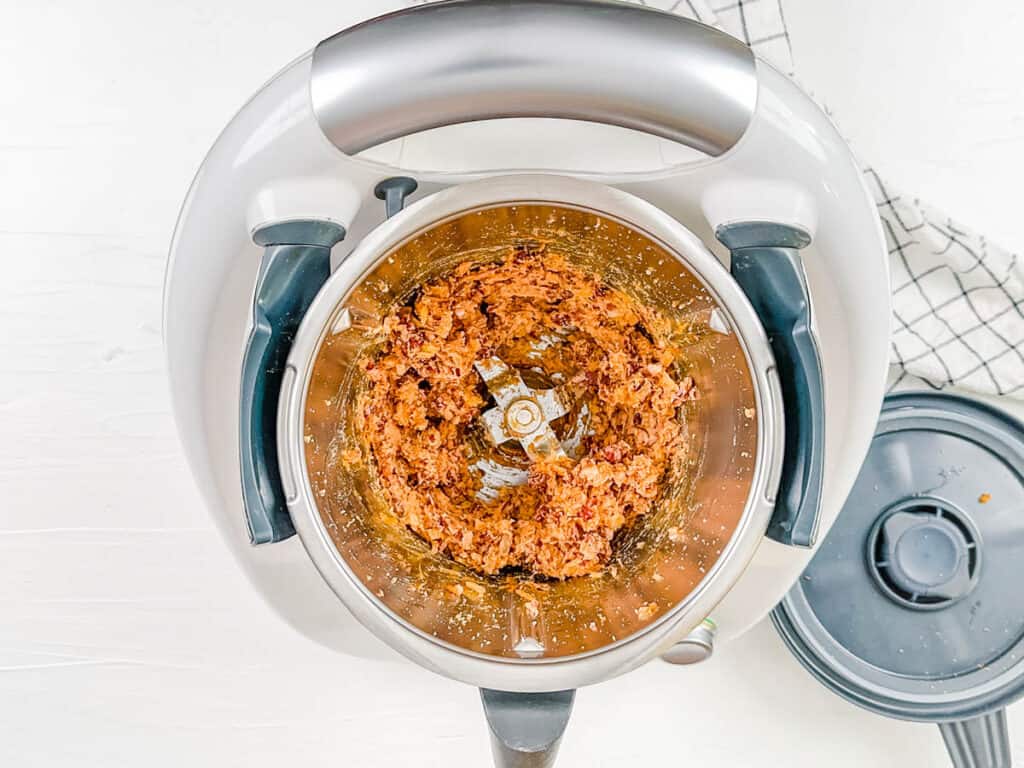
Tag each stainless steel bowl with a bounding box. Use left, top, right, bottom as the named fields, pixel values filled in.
left=278, top=174, right=783, bottom=692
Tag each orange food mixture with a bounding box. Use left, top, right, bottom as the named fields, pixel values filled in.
left=358, top=246, right=696, bottom=579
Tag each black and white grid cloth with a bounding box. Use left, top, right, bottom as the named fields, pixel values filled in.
left=407, top=0, right=1024, bottom=398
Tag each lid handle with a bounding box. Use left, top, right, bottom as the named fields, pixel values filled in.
left=480, top=688, right=575, bottom=768
left=311, top=0, right=756, bottom=157
left=239, top=220, right=345, bottom=544
left=939, top=710, right=1011, bottom=768
left=717, top=222, right=825, bottom=548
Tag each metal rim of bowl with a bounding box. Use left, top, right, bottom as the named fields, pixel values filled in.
left=279, top=174, right=784, bottom=691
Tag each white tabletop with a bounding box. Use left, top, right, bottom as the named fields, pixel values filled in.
left=2, top=1, right=1023, bottom=766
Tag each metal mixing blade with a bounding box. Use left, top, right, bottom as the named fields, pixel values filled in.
left=474, top=357, right=571, bottom=462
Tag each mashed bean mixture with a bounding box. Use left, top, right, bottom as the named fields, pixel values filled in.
left=358, top=246, right=696, bottom=579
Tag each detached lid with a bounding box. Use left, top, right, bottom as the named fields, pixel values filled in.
left=773, top=392, right=1024, bottom=722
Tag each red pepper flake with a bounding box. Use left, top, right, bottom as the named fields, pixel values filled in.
left=602, top=445, right=624, bottom=462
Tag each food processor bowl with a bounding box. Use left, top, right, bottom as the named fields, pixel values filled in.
left=278, top=174, right=784, bottom=691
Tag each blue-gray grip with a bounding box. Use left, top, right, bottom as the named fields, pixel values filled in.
left=240, top=220, right=344, bottom=545
left=717, top=222, right=824, bottom=548
left=939, top=710, right=1011, bottom=768
left=374, top=176, right=418, bottom=219
left=480, top=688, right=575, bottom=768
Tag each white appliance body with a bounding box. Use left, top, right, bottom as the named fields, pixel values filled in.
left=164, top=18, right=890, bottom=663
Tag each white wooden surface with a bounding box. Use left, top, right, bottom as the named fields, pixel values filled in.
left=2, top=1, right=1023, bottom=766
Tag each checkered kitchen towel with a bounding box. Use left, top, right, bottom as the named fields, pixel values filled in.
left=661, top=0, right=1024, bottom=398
left=407, top=0, right=1024, bottom=398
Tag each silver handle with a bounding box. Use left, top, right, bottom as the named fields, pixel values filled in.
left=311, top=0, right=756, bottom=157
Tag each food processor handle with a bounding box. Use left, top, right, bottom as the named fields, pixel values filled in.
left=239, top=220, right=346, bottom=545
left=939, top=710, right=1011, bottom=768
left=717, top=222, right=825, bottom=548
left=480, top=689, right=576, bottom=768
left=310, top=0, right=757, bottom=158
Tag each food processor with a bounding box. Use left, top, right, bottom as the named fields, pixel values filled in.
left=164, top=1, right=891, bottom=764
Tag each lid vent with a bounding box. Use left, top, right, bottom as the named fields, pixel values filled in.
left=867, top=499, right=980, bottom=611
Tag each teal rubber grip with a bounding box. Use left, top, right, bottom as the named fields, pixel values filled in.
left=239, top=220, right=345, bottom=545
left=717, top=222, right=825, bottom=548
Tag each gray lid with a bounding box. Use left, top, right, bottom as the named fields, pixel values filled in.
left=772, top=392, right=1024, bottom=722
